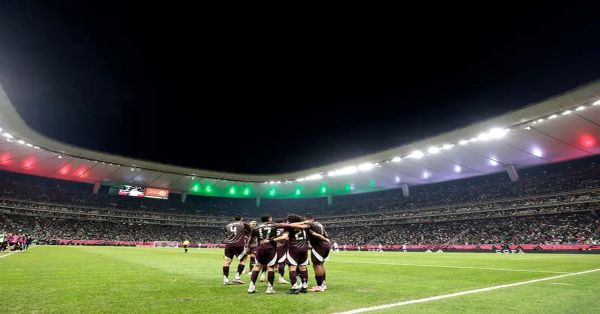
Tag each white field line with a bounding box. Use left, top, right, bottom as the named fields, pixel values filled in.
left=334, top=268, right=600, bottom=314
left=0, top=252, right=16, bottom=260
left=332, top=260, right=569, bottom=274
left=549, top=282, right=574, bottom=286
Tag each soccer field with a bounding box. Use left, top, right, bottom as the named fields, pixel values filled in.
left=1, top=246, right=599, bottom=313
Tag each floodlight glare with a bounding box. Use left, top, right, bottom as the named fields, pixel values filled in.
left=562, top=110, right=572, bottom=115
left=489, top=159, right=498, bottom=166
left=2, top=132, right=12, bottom=138
left=358, top=163, right=374, bottom=171
left=576, top=106, right=586, bottom=111
left=459, top=139, right=469, bottom=145
left=427, top=146, right=440, bottom=154
left=532, top=147, right=543, bottom=157
left=488, top=127, right=508, bottom=139
left=548, top=114, right=557, bottom=119
left=442, top=144, right=454, bottom=150
left=392, top=156, right=402, bottom=162
left=593, top=100, right=600, bottom=106
left=395, top=176, right=400, bottom=183
left=410, top=150, right=424, bottom=159
left=477, top=133, right=490, bottom=141
left=422, top=171, right=429, bottom=179
left=454, top=165, right=461, bottom=173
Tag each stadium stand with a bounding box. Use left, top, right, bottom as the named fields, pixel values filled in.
left=1, top=156, right=599, bottom=248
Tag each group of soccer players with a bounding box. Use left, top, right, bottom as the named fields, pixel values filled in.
left=222, top=213, right=331, bottom=294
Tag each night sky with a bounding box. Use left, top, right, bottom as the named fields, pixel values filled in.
left=0, top=2, right=599, bottom=174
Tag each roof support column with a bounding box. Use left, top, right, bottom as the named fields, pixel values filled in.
left=504, top=164, right=519, bottom=182
left=181, top=192, right=187, bottom=203
left=92, top=181, right=101, bottom=194
left=256, top=196, right=261, bottom=208
left=401, top=183, right=410, bottom=197
left=327, top=195, right=333, bottom=206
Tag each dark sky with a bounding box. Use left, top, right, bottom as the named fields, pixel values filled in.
left=0, top=2, right=599, bottom=174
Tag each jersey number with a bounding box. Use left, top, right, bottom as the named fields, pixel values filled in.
left=294, top=230, right=306, bottom=240
left=229, top=226, right=237, bottom=234
left=259, top=227, right=272, bottom=239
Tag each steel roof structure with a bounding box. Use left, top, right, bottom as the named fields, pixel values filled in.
left=0, top=81, right=599, bottom=199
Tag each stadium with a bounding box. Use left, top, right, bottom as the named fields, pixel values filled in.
left=1, top=4, right=600, bottom=314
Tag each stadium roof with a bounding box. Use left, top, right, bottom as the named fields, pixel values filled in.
left=1, top=81, right=600, bottom=199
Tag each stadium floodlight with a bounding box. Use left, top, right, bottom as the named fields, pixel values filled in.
left=17, top=139, right=25, bottom=144
left=34, top=146, right=40, bottom=149
left=269, top=181, right=275, bottom=184
left=58, top=155, right=63, bottom=159
left=395, top=176, right=400, bottom=183
left=26, top=143, right=33, bottom=147
left=477, top=133, right=490, bottom=141
left=454, top=165, right=461, bottom=173
left=524, top=126, right=531, bottom=130
left=489, top=159, right=498, bottom=166
left=304, top=173, right=323, bottom=181
left=422, top=171, right=429, bottom=179
left=335, top=166, right=358, bottom=176
left=130, top=167, right=135, bottom=171
left=576, top=106, right=586, bottom=111
left=532, top=147, right=543, bottom=157
left=593, top=100, right=600, bottom=106
left=562, top=110, right=572, bottom=115
left=427, top=146, right=440, bottom=154
left=548, top=114, right=557, bottom=119
left=2, top=132, right=12, bottom=138
left=488, top=127, right=508, bottom=139
left=442, top=144, right=454, bottom=150
left=392, top=156, right=402, bottom=162
left=296, top=178, right=305, bottom=182
left=409, top=150, right=424, bottom=159
left=358, top=163, right=374, bottom=171
left=459, top=139, right=469, bottom=145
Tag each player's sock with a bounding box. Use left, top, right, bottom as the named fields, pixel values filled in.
left=315, top=275, right=324, bottom=286
left=289, top=270, right=297, bottom=286
left=267, top=271, right=275, bottom=286
left=300, top=270, right=308, bottom=287
left=278, top=264, right=285, bottom=278
left=223, top=266, right=230, bottom=278
left=323, top=273, right=326, bottom=282
left=250, top=270, right=259, bottom=285
left=249, top=257, right=255, bottom=270
left=235, top=264, right=245, bottom=279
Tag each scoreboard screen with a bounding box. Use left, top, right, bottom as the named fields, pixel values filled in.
left=113, top=185, right=169, bottom=199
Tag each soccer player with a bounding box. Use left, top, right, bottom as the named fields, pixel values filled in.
left=275, top=221, right=289, bottom=284
left=272, top=214, right=329, bottom=294
left=223, top=215, right=252, bottom=285
left=304, top=213, right=331, bottom=292
left=245, top=215, right=278, bottom=294
left=182, top=239, right=190, bottom=253
left=246, top=220, right=258, bottom=276
left=0, top=231, right=6, bottom=252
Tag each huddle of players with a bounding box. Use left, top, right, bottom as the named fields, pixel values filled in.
left=222, top=213, right=331, bottom=294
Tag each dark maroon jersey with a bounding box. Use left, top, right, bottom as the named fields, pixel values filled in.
left=288, top=228, right=309, bottom=250
left=276, top=227, right=288, bottom=249
left=252, top=222, right=278, bottom=245
left=308, top=221, right=329, bottom=247
left=224, top=221, right=251, bottom=247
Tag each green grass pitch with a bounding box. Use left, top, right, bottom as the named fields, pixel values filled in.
left=1, top=246, right=599, bottom=313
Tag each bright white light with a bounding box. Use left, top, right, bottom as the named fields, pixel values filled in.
left=2, top=132, right=12, bottom=138
left=327, top=171, right=336, bottom=177
left=427, top=146, right=440, bottom=154
left=459, top=139, right=469, bottom=145
left=477, top=133, right=490, bottom=141
left=489, top=127, right=509, bottom=139
left=489, top=159, right=498, bottom=166
left=422, top=171, right=429, bottom=179
left=395, top=176, right=400, bottom=183
left=276, top=181, right=281, bottom=184
left=0, top=127, right=2, bottom=132
left=296, top=178, right=305, bottom=182
left=17, top=140, right=25, bottom=144
left=576, top=106, right=586, bottom=111
left=26, top=143, right=33, bottom=147
left=409, top=150, right=424, bottom=159
left=34, top=146, right=40, bottom=149
left=358, top=163, right=374, bottom=171
left=58, top=155, right=63, bottom=159
left=442, top=144, right=454, bottom=150
left=6, top=138, right=13, bottom=142
left=130, top=167, right=135, bottom=171
left=532, top=147, right=543, bottom=157
left=524, top=126, right=531, bottom=130
left=269, top=181, right=275, bottom=184
left=304, top=174, right=323, bottom=181
left=593, top=100, right=600, bottom=106
left=454, top=165, right=461, bottom=173
left=548, top=114, right=557, bottom=119
left=392, top=156, right=402, bottom=162
left=537, top=118, right=544, bottom=123
left=562, top=110, right=572, bottom=115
